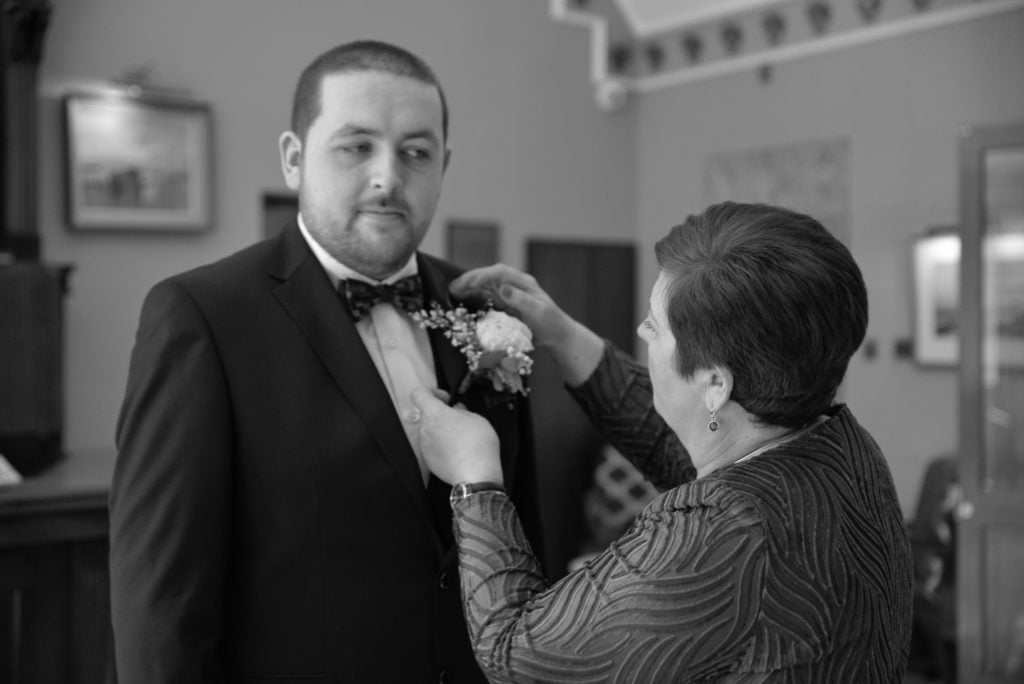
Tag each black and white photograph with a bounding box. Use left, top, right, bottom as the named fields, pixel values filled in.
left=1, top=1, right=1023, bottom=682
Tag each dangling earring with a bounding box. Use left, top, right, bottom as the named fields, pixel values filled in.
left=708, top=410, right=719, bottom=432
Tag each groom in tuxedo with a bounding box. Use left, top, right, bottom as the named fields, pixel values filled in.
left=110, top=40, right=543, bottom=683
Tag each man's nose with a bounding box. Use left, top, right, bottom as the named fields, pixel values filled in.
left=370, top=151, right=404, bottom=194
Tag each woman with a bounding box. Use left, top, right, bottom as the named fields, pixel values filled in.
left=411, top=202, right=913, bottom=682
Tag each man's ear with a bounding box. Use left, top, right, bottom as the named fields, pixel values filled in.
left=704, top=365, right=734, bottom=413
left=279, top=131, right=302, bottom=191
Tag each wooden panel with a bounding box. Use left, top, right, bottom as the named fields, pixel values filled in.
left=0, top=585, right=24, bottom=683
left=0, top=264, right=71, bottom=476
left=69, top=540, right=115, bottom=684
left=0, top=538, right=113, bottom=684
left=0, top=546, right=69, bottom=683
left=526, top=240, right=635, bottom=578
left=527, top=241, right=636, bottom=350
left=0, top=0, right=51, bottom=259
left=0, top=450, right=116, bottom=683
left=447, top=220, right=499, bottom=271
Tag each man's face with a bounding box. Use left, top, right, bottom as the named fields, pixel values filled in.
left=280, top=70, right=450, bottom=279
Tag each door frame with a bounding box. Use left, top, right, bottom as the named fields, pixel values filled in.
left=956, top=121, right=1024, bottom=683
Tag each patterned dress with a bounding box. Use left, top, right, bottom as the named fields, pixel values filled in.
left=453, top=344, right=913, bottom=683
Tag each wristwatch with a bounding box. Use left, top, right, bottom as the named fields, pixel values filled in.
left=449, top=481, right=506, bottom=509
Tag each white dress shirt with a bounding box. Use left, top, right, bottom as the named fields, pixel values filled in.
left=297, top=215, right=438, bottom=486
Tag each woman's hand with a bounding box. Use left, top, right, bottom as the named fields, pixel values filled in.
left=411, top=387, right=503, bottom=485
left=451, top=264, right=605, bottom=386
left=449, top=264, right=572, bottom=348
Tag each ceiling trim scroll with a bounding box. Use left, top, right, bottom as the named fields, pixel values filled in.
left=613, top=0, right=794, bottom=37
left=551, top=0, right=1024, bottom=111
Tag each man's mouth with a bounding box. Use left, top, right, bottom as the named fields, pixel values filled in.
left=361, top=207, right=405, bottom=218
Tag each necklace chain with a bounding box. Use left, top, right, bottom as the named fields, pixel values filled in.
left=733, top=421, right=818, bottom=465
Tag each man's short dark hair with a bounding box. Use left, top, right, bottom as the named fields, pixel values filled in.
left=654, top=202, right=868, bottom=429
left=290, top=39, right=449, bottom=144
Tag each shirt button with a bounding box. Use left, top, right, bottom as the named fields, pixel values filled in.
left=438, top=571, right=451, bottom=589
left=404, top=408, right=421, bottom=424
left=386, top=336, right=398, bottom=349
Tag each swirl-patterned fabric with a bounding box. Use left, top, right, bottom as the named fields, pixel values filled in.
left=453, top=344, right=913, bottom=682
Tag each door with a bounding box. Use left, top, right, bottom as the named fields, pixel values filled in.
left=957, top=122, right=1024, bottom=683
left=527, top=240, right=636, bottom=579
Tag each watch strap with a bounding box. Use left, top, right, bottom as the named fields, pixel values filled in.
left=450, top=481, right=506, bottom=509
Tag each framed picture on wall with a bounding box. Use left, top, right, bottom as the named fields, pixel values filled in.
left=913, top=231, right=960, bottom=365
left=913, top=230, right=1024, bottom=367
left=63, top=92, right=213, bottom=231
left=447, top=219, right=499, bottom=270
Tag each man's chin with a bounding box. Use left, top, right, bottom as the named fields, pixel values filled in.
left=357, top=212, right=410, bottom=232
left=349, top=239, right=419, bottom=278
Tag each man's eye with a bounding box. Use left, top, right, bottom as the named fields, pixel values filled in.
left=340, top=142, right=371, bottom=155
left=403, top=147, right=431, bottom=161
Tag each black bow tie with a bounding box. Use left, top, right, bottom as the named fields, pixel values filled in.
left=340, top=275, right=425, bottom=321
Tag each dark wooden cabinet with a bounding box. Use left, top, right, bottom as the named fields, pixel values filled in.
left=0, top=264, right=73, bottom=477
left=0, top=450, right=115, bottom=684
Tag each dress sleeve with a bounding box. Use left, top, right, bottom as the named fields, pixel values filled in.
left=454, top=487, right=767, bottom=683
left=568, top=341, right=696, bottom=490
left=110, top=279, right=231, bottom=683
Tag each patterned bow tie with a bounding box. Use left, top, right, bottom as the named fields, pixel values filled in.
left=340, top=275, right=425, bottom=321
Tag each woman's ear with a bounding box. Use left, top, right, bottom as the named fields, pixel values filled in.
left=704, top=365, right=734, bottom=413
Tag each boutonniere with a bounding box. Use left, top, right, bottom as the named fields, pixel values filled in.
left=413, top=303, right=534, bottom=408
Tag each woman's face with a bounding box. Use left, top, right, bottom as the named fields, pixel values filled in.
left=637, top=271, right=706, bottom=442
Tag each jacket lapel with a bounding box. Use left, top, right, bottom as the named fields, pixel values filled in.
left=417, top=255, right=468, bottom=396
left=268, top=224, right=436, bottom=545
left=417, top=255, right=523, bottom=489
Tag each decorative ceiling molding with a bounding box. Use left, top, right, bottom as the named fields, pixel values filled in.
left=612, top=0, right=791, bottom=37
left=551, top=0, right=1024, bottom=111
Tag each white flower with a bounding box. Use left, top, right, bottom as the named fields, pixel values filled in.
left=475, top=311, right=533, bottom=354
left=413, top=303, right=534, bottom=404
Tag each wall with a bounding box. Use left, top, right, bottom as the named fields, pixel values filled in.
left=36, top=0, right=637, bottom=451
left=632, top=8, right=1024, bottom=513
left=33, top=0, right=1023, bottom=514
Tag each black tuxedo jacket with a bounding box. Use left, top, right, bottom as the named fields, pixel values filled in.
left=111, top=221, right=543, bottom=683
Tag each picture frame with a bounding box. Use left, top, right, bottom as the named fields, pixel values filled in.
left=914, top=230, right=1024, bottom=367
left=63, top=92, right=213, bottom=231
left=913, top=231, right=960, bottom=365
left=446, top=219, right=499, bottom=270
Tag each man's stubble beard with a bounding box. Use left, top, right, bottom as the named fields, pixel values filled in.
left=306, top=211, right=425, bottom=279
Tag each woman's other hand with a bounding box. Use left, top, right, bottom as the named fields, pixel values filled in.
left=410, top=387, right=503, bottom=485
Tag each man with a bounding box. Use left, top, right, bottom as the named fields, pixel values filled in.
left=110, top=40, right=542, bottom=683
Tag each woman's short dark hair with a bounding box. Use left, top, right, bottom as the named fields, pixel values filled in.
left=654, top=202, right=867, bottom=429
left=290, top=40, right=449, bottom=144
